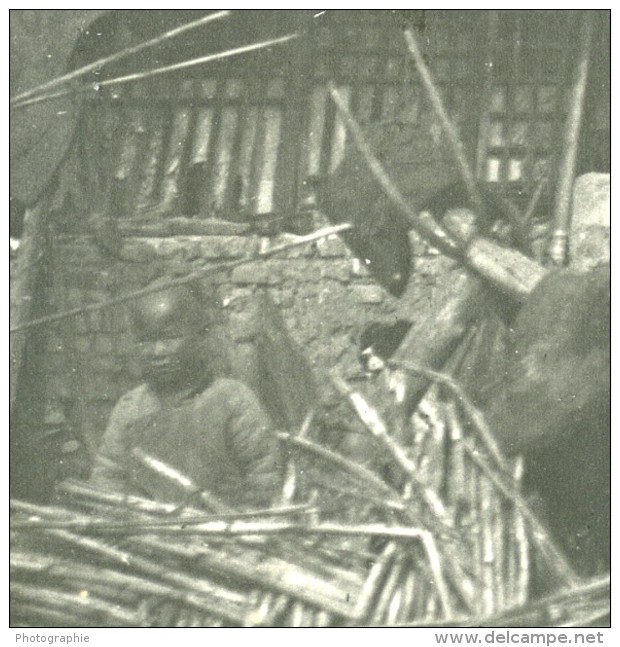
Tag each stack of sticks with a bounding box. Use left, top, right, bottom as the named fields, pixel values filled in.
left=11, top=370, right=610, bottom=627
left=11, top=364, right=593, bottom=627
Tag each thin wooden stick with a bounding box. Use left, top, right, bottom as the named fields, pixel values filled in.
left=281, top=409, right=315, bottom=503
left=57, top=478, right=202, bottom=516
left=11, top=505, right=318, bottom=531
left=354, top=542, right=398, bottom=621
left=479, top=477, right=496, bottom=616
left=548, top=11, right=594, bottom=267
left=10, top=222, right=351, bottom=334
left=12, top=33, right=298, bottom=110
left=331, top=372, right=450, bottom=522
left=10, top=11, right=231, bottom=105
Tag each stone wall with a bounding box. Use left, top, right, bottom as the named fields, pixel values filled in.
left=40, top=227, right=453, bottom=454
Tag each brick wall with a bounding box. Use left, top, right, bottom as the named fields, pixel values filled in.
left=40, top=228, right=454, bottom=454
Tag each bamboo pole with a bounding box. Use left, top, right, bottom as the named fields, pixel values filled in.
left=11, top=505, right=317, bottom=532
left=327, top=82, right=463, bottom=261
left=403, top=29, right=483, bottom=215
left=12, top=34, right=298, bottom=110
left=331, top=372, right=449, bottom=522
left=373, top=557, right=406, bottom=624
left=10, top=547, right=217, bottom=605
left=10, top=11, right=231, bottom=106
left=354, top=542, right=398, bottom=622
left=460, top=439, right=579, bottom=587
left=479, top=477, right=496, bottom=616
left=278, top=432, right=401, bottom=500
left=11, top=501, right=250, bottom=621
left=57, top=478, right=203, bottom=517
left=131, top=447, right=233, bottom=514
left=547, top=11, right=594, bottom=267
left=140, top=535, right=362, bottom=620
left=10, top=602, right=92, bottom=628
left=458, top=574, right=609, bottom=628
left=10, top=582, right=140, bottom=625
left=420, top=531, right=454, bottom=618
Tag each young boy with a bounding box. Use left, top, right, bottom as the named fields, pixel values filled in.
left=91, top=279, right=282, bottom=508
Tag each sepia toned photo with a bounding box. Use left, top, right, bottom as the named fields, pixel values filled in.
left=9, top=8, right=610, bottom=631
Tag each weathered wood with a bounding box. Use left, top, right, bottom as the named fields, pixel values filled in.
left=465, top=237, right=547, bottom=297
left=392, top=269, right=486, bottom=421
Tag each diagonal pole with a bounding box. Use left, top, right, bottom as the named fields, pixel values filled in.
left=12, top=33, right=299, bottom=110
left=10, top=10, right=230, bottom=105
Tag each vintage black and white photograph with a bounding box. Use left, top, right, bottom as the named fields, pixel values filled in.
left=9, top=8, right=611, bottom=631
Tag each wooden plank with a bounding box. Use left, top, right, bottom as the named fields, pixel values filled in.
left=246, top=79, right=269, bottom=216
left=223, top=79, right=253, bottom=218
left=305, top=84, right=328, bottom=177
left=174, top=80, right=202, bottom=217
left=256, top=106, right=282, bottom=214
left=176, top=78, right=219, bottom=216
left=236, top=106, right=260, bottom=212
left=211, top=103, right=239, bottom=213
left=328, top=86, right=351, bottom=174
left=197, top=79, right=225, bottom=217
left=191, top=108, right=216, bottom=164
left=159, top=106, right=192, bottom=211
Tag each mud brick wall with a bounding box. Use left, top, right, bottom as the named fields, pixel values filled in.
left=40, top=229, right=454, bottom=451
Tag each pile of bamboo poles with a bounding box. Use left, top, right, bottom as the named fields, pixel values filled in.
left=6, top=382, right=525, bottom=627
left=10, top=363, right=610, bottom=626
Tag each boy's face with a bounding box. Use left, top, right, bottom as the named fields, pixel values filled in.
left=133, top=288, right=203, bottom=390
